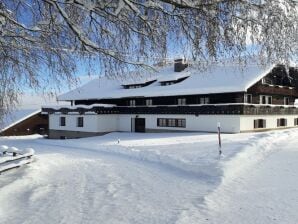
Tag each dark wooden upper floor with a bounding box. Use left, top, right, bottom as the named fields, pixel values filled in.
left=72, top=65, right=298, bottom=107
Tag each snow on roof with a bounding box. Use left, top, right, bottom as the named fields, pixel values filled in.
left=158, top=71, right=190, bottom=82
left=1, top=109, right=41, bottom=132
left=122, top=77, right=157, bottom=86
left=58, top=64, right=275, bottom=101
left=45, top=104, right=116, bottom=110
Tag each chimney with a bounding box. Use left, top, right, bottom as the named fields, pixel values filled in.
left=174, top=59, right=188, bottom=72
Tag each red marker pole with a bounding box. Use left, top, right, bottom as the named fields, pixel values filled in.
left=217, top=122, right=222, bottom=155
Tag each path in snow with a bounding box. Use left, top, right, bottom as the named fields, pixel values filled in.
left=178, top=130, right=298, bottom=224
left=0, top=136, right=212, bottom=224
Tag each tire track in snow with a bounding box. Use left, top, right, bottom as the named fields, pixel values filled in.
left=33, top=139, right=222, bottom=183
left=0, top=146, right=209, bottom=224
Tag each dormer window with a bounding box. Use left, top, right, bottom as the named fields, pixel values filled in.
left=128, top=85, right=142, bottom=89
left=177, top=98, right=186, bottom=105
left=159, top=76, right=189, bottom=86
left=122, top=80, right=156, bottom=89
left=262, top=77, right=273, bottom=85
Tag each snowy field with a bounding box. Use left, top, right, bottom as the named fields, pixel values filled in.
left=0, top=129, right=298, bottom=224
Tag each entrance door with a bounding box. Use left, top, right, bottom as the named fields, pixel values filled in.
left=135, top=118, right=145, bottom=132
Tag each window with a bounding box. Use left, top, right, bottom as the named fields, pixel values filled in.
left=200, top=97, right=210, bottom=104
left=60, top=117, right=66, bottom=126
left=260, top=95, right=272, bottom=104
left=157, top=118, right=186, bottom=128
left=268, top=96, right=272, bottom=104
left=158, top=118, right=167, bottom=127
left=146, top=99, right=153, bottom=106
left=177, top=98, right=186, bottom=105
left=157, top=118, right=166, bottom=127
left=244, top=94, right=252, bottom=104
left=262, top=77, right=273, bottom=85
left=277, top=118, right=287, bottom=127
left=284, top=97, right=290, bottom=105
left=294, top=118, right=298, bottom=126
left=168, top=119, right=176, bottom=127
left=177, top=119, right=186, bottom=127
left=77, top=117, right=84, bottom=127
left=260, top=95, right=266, bottom=104
left=254, top=119, right=266, bottom=129
left=129, top=99, right=136, bottom=106
left=160, top=76, right=189, bottom=86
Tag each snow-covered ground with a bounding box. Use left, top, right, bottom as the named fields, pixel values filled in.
left=0, top=129, right=297, bottom=224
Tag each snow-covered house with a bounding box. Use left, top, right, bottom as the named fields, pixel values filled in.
left=42, top=60, right=298, bottom=139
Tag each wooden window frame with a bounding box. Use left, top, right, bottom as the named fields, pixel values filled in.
left=284, top=97, right=290, bottom=105
left=200, top=97, right=210, bottom=104
left=157, top=118, right=186, bottom=128
left=129, top=99, right=136, bottom=106
left=260, top=95, right=272, bottom=104
left=254, top=119, right=266, bottom=129
left=77, top=117, right=84, bottom=127
left=262, top=77, right=273, bottom=85
left=60, top=116, right=66, bottom=126
left=277, top=118, right=287, bottom=127
left=177, top=98, right=186, bottom=105
left=244, top=94, right=252, bottom=104
left=294, top=118, right=298, bottom=126
left=146, top=99, right=153, bottom=106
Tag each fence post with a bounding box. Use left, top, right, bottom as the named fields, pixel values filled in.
left=217, top=122, right=222, bottom=156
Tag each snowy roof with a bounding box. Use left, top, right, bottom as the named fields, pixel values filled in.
left=44, top=104, right=116, bottom=110
left=158, top=72, right=190, bottom=82
left=58, top=64, right=276, bottom=101
left=1, top=109, right=41, bottom=132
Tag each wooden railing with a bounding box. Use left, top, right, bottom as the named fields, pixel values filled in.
left=42, top=104, right=298, bottom=116
left=0, top=146, right=34, bottom=174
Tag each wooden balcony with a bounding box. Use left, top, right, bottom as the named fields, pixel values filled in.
left=42, top=104, right=298, bottom=116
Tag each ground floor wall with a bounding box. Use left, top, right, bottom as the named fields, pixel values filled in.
left=48, top=113, right=298, bottom=139
left=240, top=115, right=298, bottom=132
left=117, top=114, right=240, bottom=133
left=49, top=114, right=118, bottom=132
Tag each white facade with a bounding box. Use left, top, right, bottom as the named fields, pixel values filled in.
left=48, top=113, right=298, bottom=137
left=240, top=115, right=298, bottom=131
left=49, top=114, right=118, bottom=133
left=117, top=114, right=240, bottom=133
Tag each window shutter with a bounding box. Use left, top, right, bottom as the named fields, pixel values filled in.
left=263, top=119, right=266, bottom=128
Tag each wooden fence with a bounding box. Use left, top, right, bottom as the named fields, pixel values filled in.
left=0, top=146, right=34, bottom=174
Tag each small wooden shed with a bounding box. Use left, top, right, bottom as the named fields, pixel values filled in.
left=0, top=110, right=48, bottom=136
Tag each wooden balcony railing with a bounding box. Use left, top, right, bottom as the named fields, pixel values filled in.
left=42, top=104, right=298, bottom=116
